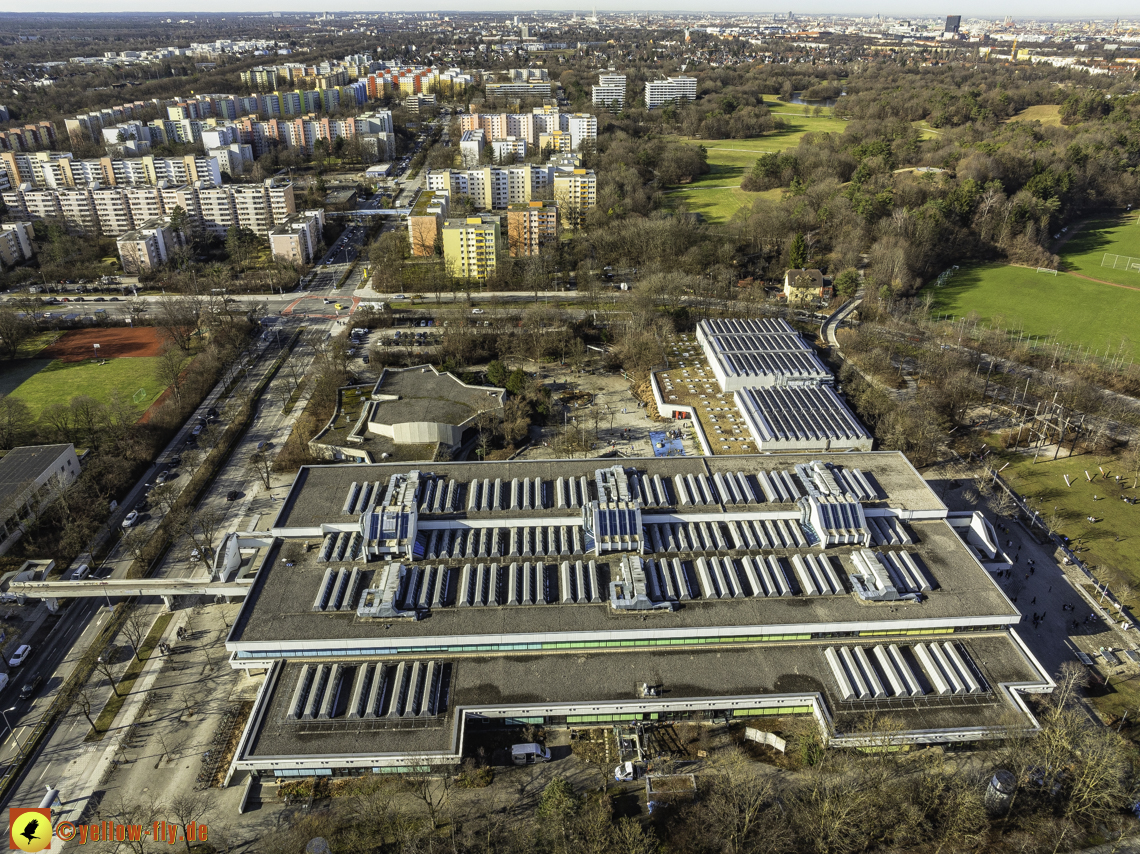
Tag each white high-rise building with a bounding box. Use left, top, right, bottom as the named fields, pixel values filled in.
left=592, top=72, right=627, bottom=109
left=644, top=76, right=698, bottom=109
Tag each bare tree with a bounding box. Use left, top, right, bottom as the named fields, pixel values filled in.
left=166, top=791, right=213, bottom=854
left=120, top=608, right=152, bottom=662
left=76, top=688, right=101, bottom=732
left=248, top=451, right=274, bottom=489
left=93, top=655, right=121, bottom=698
left=403, top=759, right=452, bottom=829
left=155, top=344, right=187, bottom=408
left=120, top=525, right=150, bottom=564
left=184, top=509, right=224, bottom=561
left=148, top=481, right=178, bottom=515
left=99, top=794, right=161, bottom=854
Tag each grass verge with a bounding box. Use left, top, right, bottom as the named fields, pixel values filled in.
left=86, top=611, right=173, bottom=741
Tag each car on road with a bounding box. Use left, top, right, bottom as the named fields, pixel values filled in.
left=18, top=675, right=42, bottom=701
left=122, top=510, right=139, bottom=528
left=323, top=298, right=332, bottom=304
left=335, top=303, right=344, bottom=310
left=71, top=564, right=91, bottom=580
left=191, top=424, right=203, bottom=436
left=471, top=308, right=485, bottom=315
left=170, top=454, right=182, bottom=466
left=8, top=645, right=31, bottom=667
left=155, top=470, right=170, bottom=485
left=393, top=293, right=406, bottom=300
left=226, top=490, right=240, bottom=501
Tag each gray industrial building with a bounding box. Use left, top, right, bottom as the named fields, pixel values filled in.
left=735, top=385, right=872, bottom=453
left=224, top=452, right=1050, bottom=781
left=696, top=318, right=832, bottom=391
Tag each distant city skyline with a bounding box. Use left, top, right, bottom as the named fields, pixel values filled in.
left=13, top=4, right=1140, bottom=20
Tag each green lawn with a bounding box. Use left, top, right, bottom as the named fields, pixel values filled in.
left=928, top=263, right=1140, bottom=353
left=985, top=440, right=1140, bottom=592
left=7, top=357, right=166, bottom=418
left=1058, top=215, right=1140, bottom=288
left=667, top=112, right=850, bottom=223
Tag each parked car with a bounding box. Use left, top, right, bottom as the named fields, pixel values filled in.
left=155, top=470, right=170, bottom=485
left=471, top=308, right=485, bottom=315
left=8, top=644, right=31, bottom=667
left=190, top=548, right=201, bottom=562
left=122, top=510, right=139, bottom=528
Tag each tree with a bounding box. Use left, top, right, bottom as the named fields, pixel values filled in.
left=93, top=653, right=121, bottom=698
left=789, top=232, right=808, bottom=269
left=537, top=776, right=580, bottom=848
left=184, top=508, right=223, bottom=561
left=99, top=795, right=161, bottom=854
left=0, top=395, right=33, bottom=450
left=76, top=688, right=101, bottom=732
left=166, top=791, right=212, bottom=853
left=572, top=732, right=614, bottom=792
left=155, top=344, right=187, bottom=407
left=833, top=268, right=861, bottom=298
left=403, top=760, right=452, bottom=829
left=119, top=608, right=151, bottom=662
left=249, top=451, right=274, bottom=489
left=0, top=311, right=34, bottom=360
left=120, top=525, right=150, bottom=564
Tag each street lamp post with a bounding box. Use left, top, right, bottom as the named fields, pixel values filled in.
left=2, top=707, right=25, bottom=753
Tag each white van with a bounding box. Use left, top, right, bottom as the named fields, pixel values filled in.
left=510, top=743, right=550, bottom=765
left=0, top=673, right=8, bottom=692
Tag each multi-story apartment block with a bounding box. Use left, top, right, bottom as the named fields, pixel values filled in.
left=2, top=179, right=294, bottom=238
left=592, top=73, right=627, bottom=109
left=442, top=215, right=501, bottom=281
left=269, top=209, right=325, bottom=266
left=491, top=137, right=527, bottom=163
left=116, top=218, right=182, bottom=273
left=427, top=165, right=554, bottom=210
left=0, top=122, right=56, bottom=152
left=538, top=130, right=573, bottom=154
left=459, top=130, right=485, bottom=169
left=564, top=113, right=598, bottom=151
left=408, top=191, right=450, bottom=257
left=1, top=151, right=224, bottom=189
left=0, top=223, right=35, bottom=268
left=553, top=169, right=598, bottom=228
left=645, top=76, right=698, bottom=109
left=506, top=200, right=559, bottom=257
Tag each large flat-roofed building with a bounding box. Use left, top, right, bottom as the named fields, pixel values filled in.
left=0, top=444, right=80, bottom=555
left=224, top=452, right=1051, bottom=780
left=735, top=386, right=872, bottom=453
left=593, top=72, right=627, bottom=109
left=697, top=318, right=832, bottom=391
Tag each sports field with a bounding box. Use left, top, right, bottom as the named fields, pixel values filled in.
left=6, top=357, right=165, bottom=418
left=929, top=216, right=1140, bottom=352
left=1059, top=214, right=1140, bottom=288
left=1, top=327, right=171, bottom=419
left=668, top=111, right=850, bottom=223
left=931, top=264, right=1140, bottom=353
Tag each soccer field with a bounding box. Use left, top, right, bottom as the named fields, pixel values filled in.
left=1059, top=214, right=1140, bottom=289
left=668, top=112, right=850, bottom=223
left=931, top=264, right=1140, bottom=353
left=6, top=357, right=166, bottom=418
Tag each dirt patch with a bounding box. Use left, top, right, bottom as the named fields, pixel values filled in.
left=41, top=327, right=166, bottom=362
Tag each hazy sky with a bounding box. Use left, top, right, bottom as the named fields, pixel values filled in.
left=18, top=2, right=1135, bottom=19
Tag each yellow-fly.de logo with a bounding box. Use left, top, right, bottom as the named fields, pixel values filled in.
left=9, top=809, right=52, bottom=852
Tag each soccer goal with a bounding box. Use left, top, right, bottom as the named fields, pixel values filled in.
left=1101, top=253, right=1140, bottom=273
left=133, top=388, right=148, bottom=405
left=1036, top=268, right=1058, bottom=275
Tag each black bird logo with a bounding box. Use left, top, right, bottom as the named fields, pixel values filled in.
left=18, top=818, right=41, bottom=844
